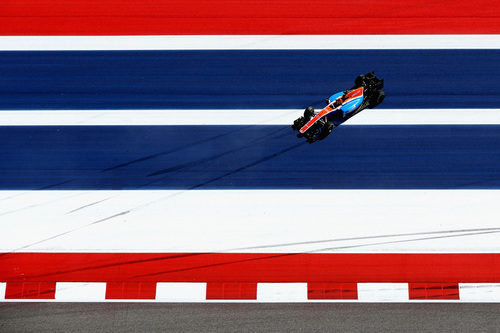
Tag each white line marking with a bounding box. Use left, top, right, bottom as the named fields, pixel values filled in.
left=55, top=282, right=106, bottom=302
left=345, top=109, right=500, bottom=125
left=156, top=283, right=207, bottom=302
left=1, top=190, right=500, bottom=253
left=257, top=283, right=308, bottom=302
left=0, top=109, right=296, bottom=126
left=1, top=109, right=500, bottom=126
left=1, top=35, right=499, bottom=51
left=459, top=283, right=500, bottom=302
left=357, top=283, right=409, bottom=302
left=0, top=283, right=5, bottom=300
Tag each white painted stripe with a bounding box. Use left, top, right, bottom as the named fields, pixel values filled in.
left=1, top=35, right=499, bottom=51
left=347, top=109, right=500, bottom=125
left=1, top=109, right=500, bottom=126
left=55, top=282, right=106, bottom=302
left=459, top=283, right=500, bottom=302
left=0, top=109, right=296, bottom=126
left=257, top=283, right=308, bottom=302
left=0, top=283, right=5, bottom=300
left=357, top=283, right=409, bottom=302
left=2, top=190, right=500, bottom=253
left=156, top=283, right=207, bottom=302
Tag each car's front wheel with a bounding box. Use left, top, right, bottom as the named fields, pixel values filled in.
left=304, top=106, right=315, bottom=119
left=318, top=121, right=334, bottom=140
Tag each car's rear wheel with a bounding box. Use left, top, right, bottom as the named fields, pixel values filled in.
left=369, top=91, right=385, bottom=108
left=355, top=74, right=365, bottom=87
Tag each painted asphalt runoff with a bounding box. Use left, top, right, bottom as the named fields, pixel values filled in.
left=2, top=125, right=500, bottom=189
left=0, top=50, right=499, bottom=110
left=3, top=0, right=498, bottom=35
left=1, top=303, right=499, bottom=332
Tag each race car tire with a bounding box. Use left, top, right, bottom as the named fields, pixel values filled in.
left=304, top=106, right=315, bottom=119
left=318, top=121, right=334, bottom=140
left=368, top=90, right=385, bottom=109
left=355, top=74, right=365, bottom=87
left=377, top=91, right=386, bottom=104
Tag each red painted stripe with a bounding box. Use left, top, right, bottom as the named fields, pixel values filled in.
left=409, top=283, right=460, bottom=300
left=1, top=0, right=499, bottom=35
left=206, top=282, right=257, bottom=300
left=308, top=283, right=358, bottom=300
left=0, top=253, right=499, bottom=283
left=105, top=282, right=156, bottom=300
left=5, top=282, right=56, bottom=299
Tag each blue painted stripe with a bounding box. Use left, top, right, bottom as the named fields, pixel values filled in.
left=0, top=50, right=499, bottom=110
left=2, top=125, right=500, bottom=190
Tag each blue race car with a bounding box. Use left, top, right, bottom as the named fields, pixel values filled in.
left=292, top=72, right=385, bottom=143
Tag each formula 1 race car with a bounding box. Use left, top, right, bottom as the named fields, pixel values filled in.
left=292, top=72, right=385, bottom=143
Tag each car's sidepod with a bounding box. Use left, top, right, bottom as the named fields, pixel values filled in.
left=329, top=88, right=364, bottom=116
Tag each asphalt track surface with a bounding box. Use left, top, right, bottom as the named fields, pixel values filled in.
left=2, top=125, right=500, bottom=190
left=1, top=50, right=499, bottom=110
left=1, top=303, right=500, bottom=332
